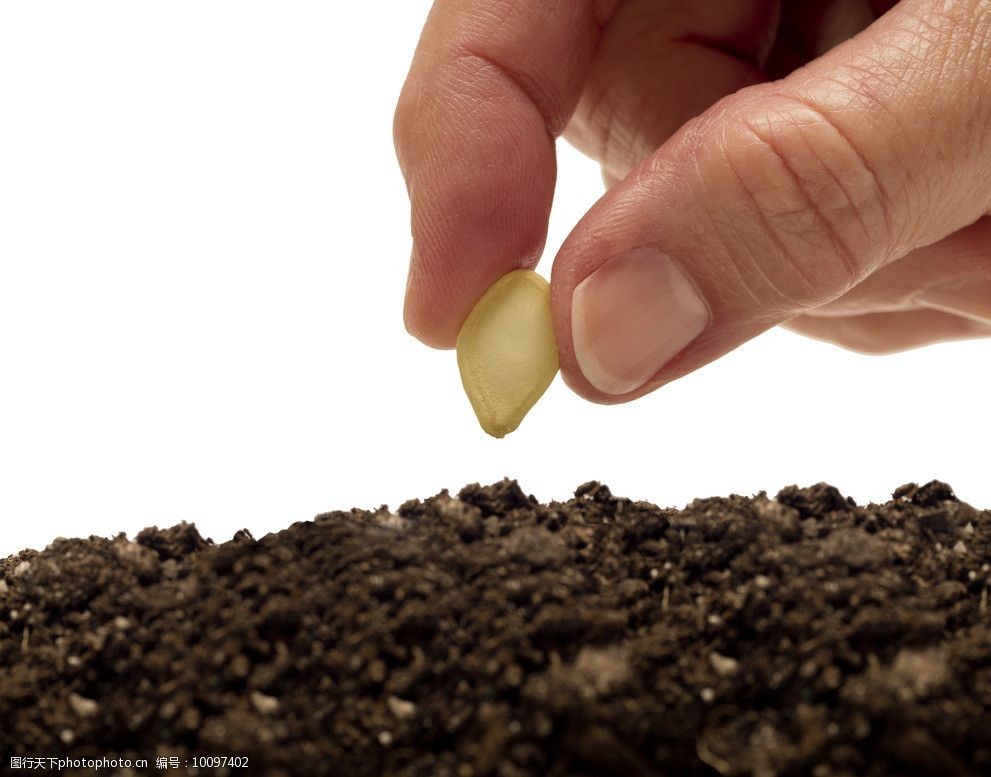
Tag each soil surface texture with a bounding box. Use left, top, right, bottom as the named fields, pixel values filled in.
left=2, top=479, right=990, bottom=776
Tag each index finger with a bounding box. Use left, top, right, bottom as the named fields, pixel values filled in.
left=394, top=0, right=606, bottom=348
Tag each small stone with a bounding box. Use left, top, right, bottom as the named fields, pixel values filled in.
left=503, top=663, right=525, bottom=688
left=386, top=696, right=417, bottom=719
left=229, top=654, right=251, bottom=679
left=251, top=690, right=280, bottom=715
left=0, top=579, right=9, bottom=594
left=60, top=729, right=75, bottom=745
left=754, top=575, right=772, bottom=589
left=820, top=528, right=889, bottom=570
left=573, top=645, right=630, bottom=695
left=700, top=687, right=716, bottom=703
left=953, top=540, right=967, bottom=555
left=709, top=652, right=739, bottom=677
left=964, top=522, right=975, bottom=536
left=114, top=616, right=131, bottom=630
left=69, top=693, right=99, bottom=717
left=891, top=648, right=948, bottom=697
left=180, top=707, right=201, bottom=730
left=378, top=731, right=393, bottom=747
left=821, top=665, right=843, bottom=690
left=13, top=561, right=30, bottom=577
left=366, top=658, right=387, bottom=684
left=67, top=655, right=83, bottom=668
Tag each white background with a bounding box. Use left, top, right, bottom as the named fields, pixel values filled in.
left=1, top=2, right=986, bottom=557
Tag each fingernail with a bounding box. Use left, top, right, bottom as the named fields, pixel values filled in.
left=916, top=280, right=991, bottom=324
left=571, top=248, right=710, bottom=395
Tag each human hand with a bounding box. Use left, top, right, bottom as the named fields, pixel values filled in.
left=394, top=0, right=991, bottom=402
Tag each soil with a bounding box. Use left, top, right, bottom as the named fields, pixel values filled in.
left=2, top=479, right=990, bottom=777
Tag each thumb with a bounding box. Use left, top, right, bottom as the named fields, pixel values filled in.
left=552, top=0, right=991, bottom=401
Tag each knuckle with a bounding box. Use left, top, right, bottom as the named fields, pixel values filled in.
left=710, top=96, right=894, bottom=309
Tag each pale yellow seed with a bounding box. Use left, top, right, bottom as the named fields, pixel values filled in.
left=456, top=270, right=559, bottom=438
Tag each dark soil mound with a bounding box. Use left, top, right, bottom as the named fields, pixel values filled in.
left=2, top=480, right=990, bottom=776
